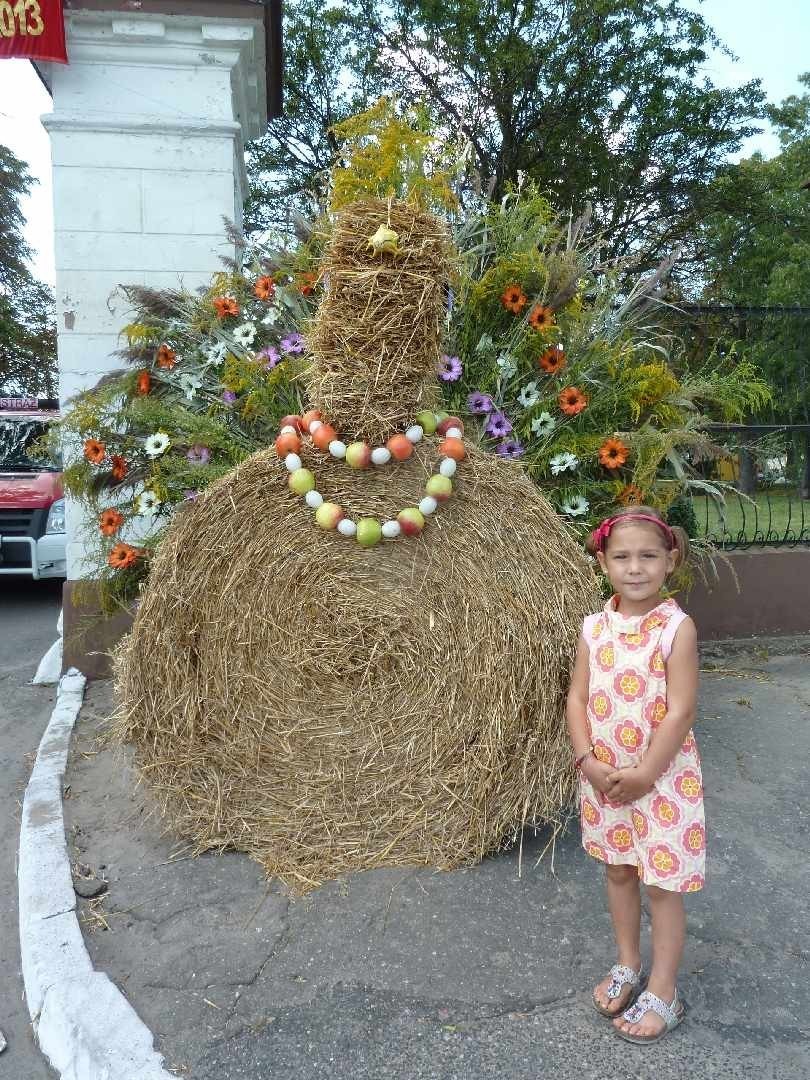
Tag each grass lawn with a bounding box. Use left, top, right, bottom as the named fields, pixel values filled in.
left=692, top=490, right=810, bottom=543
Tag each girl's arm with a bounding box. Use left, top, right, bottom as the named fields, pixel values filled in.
left=566, top=636, right=593, bottom=760
left=607, top=618, right=699, bottom=803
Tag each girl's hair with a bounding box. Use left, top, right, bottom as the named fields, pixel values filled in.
left=585, top=505, right=690, bottom=569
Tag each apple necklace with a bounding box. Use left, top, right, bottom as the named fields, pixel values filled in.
left=275, top=409, right=466, bottom=547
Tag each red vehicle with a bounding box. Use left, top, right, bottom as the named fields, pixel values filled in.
left=0, top=396, right=66, bottom=580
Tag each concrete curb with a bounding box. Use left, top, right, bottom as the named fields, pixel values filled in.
left=19, top=668, right=173, bottom=1080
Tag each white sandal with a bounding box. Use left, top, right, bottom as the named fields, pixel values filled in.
left=592, top=963, right=645, bottom=1018
left=615, top=988, right=686, bottom=1043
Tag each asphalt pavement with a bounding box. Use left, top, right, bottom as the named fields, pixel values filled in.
left=0, top=575, right=62, bottom=1080
left=62, top=637, right=810, bottom=1080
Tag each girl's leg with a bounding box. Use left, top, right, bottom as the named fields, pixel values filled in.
left=614, top=885, right=685, bottom=1035
left=593, top=863, right=642, bottom=1013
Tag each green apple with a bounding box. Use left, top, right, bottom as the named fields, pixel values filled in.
left=315, top=501, right=344, bottom=529
left=414, top=410, right=437, bottom=435
left=355, top=517, right=382, bottom=547
left=345, top=441, right=371, bottom=469
left=425, top=474, right=453, bottom=502
left=288, top=468, right=316, bottom=495
left=397, top=507, right=425, bottom=536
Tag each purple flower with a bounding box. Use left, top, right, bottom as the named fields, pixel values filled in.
left=258, top=345, right=281, bottom=369
left=467, top=391, right=494, bottom=415
left=186, top=445, right=211, bottom=466
left=183, top=489, right=200, bottom=501
left=221, top=390, right=237, bottom=405
left=485, top=410, right=513, bottom=438
left=281, top=333, right=305, bottom=355
left=438, top=354, right=462, bottom=382
left=495, top=438, right=524, bottom=459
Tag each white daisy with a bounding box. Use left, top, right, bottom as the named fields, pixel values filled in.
left=476, top=333, right=494, bottom=354
left=496, top=352, right=517, bottom=379
left=562, top=494, right=590, bottom=518
left=135, top=489, right=162, bottom=517
left=531, top=411, right=556, bottom=437
left=550, top=451, right=579, bottom=475
left=178, top=373, right=202, bottom=400
left=262, top=306, right=281, bottom=327
left=144, top=431, right=170, bottom=458
left=232, top=322, right=257, bottom=348
left=518, top=381, right=540, bottom=408
left=204, top=342, right=228, bottom=366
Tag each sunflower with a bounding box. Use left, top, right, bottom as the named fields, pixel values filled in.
left=599, top=437, right=630, bottom=470
left=83, top=438, right=106, bottom=464
left=297, top=272, right=317, bottom=296
left=538, top=346, right=566, bottom=374
left=559, top=386, right=588, bottom=416
left=110, top=455, right=128, bottom=482
left=528, top=304, right=555, bottom=331
left=156, top=343, right=177, bottom=370
left=618, top=484, right=645, bottom=506
left=107, top=542, right=141, bottom=570
left=501, top=284, right=528, bottom=314
left=254, top=275, right=275, bottom=301
left=212, top=295, right=240, bottom=319
left=136, top=370, right=151, bottom=395
left=99, top=508, right=124, bottom=537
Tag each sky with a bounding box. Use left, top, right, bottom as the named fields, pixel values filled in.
left=1, top=0, right=808, bottom=287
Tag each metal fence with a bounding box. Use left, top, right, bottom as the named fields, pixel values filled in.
left=692, top=423, right=810, bottom=549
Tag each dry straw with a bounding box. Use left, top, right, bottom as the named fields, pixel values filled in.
left=112, top=199, right=600, bottom=893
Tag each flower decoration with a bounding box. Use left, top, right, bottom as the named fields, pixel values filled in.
left=599, top=437, right=630, bottom=470
left=221, top=390, right=237, bottom=405
left=559, top=386, right=588, bottom=416
left=297, top=272, right=317, bottom=295
left=618, top=484, right=645, bottom=506
left=99, top=508, right=124, bottom=537
left=184, top=489, right=200, bottom=501
left=232, top=322, right=257, bottom=349
left=528, top=304, right=555, bottom=331
left=205, top=342, right=228, bottom=367
left=281, top=333, right=305, bottom=355
left=212, top=295, right=240, bottom=319
left=562, top=494, right=589, bottom=517
left=178, top=373, right=202, bottom=400
left=467, top=391, right=494, bottom=415
left=108, top=542, right=143, bottom=570
left=550, top=452, right=578, bottom=475
left=538, top=346, right=566, bottom=374
left=496, top=353, right=517, bottom=379
left=438, top=354, right=462, bottom=382
left=500, top=284, right=527, bottom=314
left=156, top=343, right=177, bottom=370
left=254, top=275, right=275, bottom=301
left=144, top=431, right=170, bottom=458
left=136, top=370, right=151, bottom=395
left=135, top=489, right=161, bottom=517
left=530, top=412, right=556, bottom=437
left=110, top=455, right=128, bottom=482
left=83, top=438, right=106, bottom=464
left=517, top=381, right=539, bottom=408
left=259, top=346, right=281, bottom=369
left=486, top=411, right=513, bottom=438
left=186, top=445, right=211, bottom=466
left=495, top=439, right=524, bottom=458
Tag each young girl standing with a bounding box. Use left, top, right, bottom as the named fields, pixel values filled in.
left=566, top=506, right=704, bottom=1044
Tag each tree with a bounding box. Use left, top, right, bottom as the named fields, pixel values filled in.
left=247, top=0, right=764, bottom=272
left=0, top=144, right=57, bottom=398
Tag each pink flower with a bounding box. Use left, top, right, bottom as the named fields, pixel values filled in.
left=651, top=794, right=681, bottom=829
left=592, top=739, right=617, bottom=768
left=586, top=840, right=608, bottom=863
left=644, top=695, right=667, bottom=729
left=606, top=823, right=634, bottom=853
left=631, top=808, right=649, bottom=839
left=613, top=720, right=644, bottom=753
left=648, top=646, right=666, bottom=679
left=682, top=822, right=706, bottom=854
left=588, top=690, right=612, bottom=723
left=620, top=629, right=650, bottom=651
left=674, top=769, right=702, bottom=804
left=581, top=798, right=602, bottom=828
left=680, top=873, right=705, bottom=893
left=648, top=843, right=681, bottom=879
left=595, top=643, right=615, bottom=672
left=613, top=667, right=647, bottom=703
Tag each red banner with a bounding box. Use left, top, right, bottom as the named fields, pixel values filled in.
left=0, top=0, right=67, bottom=63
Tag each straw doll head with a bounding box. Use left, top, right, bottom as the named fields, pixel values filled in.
left=306, top=198, right=454, bottom=443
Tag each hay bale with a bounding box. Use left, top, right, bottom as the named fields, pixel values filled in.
left=112, top=199, right=600, bottom=892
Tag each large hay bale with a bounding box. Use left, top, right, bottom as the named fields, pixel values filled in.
left=113, top=199, right=600, bottom=892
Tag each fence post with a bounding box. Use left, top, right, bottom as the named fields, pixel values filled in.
left=802, top=432, right=810, bottom=500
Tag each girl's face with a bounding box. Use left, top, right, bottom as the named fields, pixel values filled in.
left=596, top=523, right=676, bottom=604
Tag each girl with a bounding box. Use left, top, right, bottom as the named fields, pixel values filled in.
left=566, top=505, right=704, bottom=1044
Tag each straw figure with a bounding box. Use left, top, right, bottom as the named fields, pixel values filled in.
left=113, top=199, right=600, bottom=892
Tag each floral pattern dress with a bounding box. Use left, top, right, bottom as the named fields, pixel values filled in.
left=579, top=596, right=705, bottom=892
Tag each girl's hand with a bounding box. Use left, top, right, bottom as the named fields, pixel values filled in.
left=605, top=765, right=655, bottom=804
left=581, top=756, right=616, bottom=795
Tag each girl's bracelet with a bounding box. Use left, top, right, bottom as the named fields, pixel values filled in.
left=574, top=747, right=594, bottom=772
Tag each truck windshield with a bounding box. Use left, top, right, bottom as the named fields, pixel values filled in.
left=0, top=419, right=62, bottom=472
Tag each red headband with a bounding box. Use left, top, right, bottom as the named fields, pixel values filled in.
left=591, top=514, right=675, bottom=553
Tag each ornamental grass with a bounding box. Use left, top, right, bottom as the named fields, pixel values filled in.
left=112, top=199, right=599, bottom=892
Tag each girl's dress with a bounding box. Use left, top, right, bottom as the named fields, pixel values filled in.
left=579, top=595, right=705, bottom=892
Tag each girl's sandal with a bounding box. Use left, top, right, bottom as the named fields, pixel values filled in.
left=615, top=989, right=686, bottom=1044
left=592, top=964, right=645, bottom=1018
